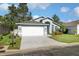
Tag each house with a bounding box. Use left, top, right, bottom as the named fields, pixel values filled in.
left=65, top=20, right=79, bottom=34
left=34, top=17, right=60, bottom=34
left=16, top=21, right=48, bottom=37
left=16, top=17, right=60, bottom=37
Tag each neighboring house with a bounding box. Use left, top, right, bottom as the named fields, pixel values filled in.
left=65, top=20, right=79, bottom=34
left=16, top=17, right=60, bottom=37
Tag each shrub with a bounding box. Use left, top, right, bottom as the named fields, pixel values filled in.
left=63, top=29, right=68, bottom=34
left=2, top=32, right=10, bottom=36
left=52, top=32, right=63, bottom=35
left=0, top=35, right=3, bottom=41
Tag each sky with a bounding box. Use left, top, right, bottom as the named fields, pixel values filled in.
left=0, top=3, right=79, bottom=22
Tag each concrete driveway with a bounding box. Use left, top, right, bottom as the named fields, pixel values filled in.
left=20, top=36, right=67, bottom=50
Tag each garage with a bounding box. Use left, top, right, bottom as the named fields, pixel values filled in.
left=16, top=23, right=48, bottom=37
left=22, top=26, right=45, bottom=36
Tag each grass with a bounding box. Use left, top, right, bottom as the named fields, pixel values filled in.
left=8, top=36, right=21, bottom=49
left=52, top=34, right=79, bottom=43
left=0, top=34, right=21, bottom=49
left=0, top=34, right=11, bottom=45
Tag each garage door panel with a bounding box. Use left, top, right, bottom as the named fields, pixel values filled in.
left=22, top=26, right=44, bottom=36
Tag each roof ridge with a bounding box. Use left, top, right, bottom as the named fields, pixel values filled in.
left=34, top=16, right=45, bottom=20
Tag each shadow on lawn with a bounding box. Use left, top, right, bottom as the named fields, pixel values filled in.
left=6, top=45, right=79, bottom=56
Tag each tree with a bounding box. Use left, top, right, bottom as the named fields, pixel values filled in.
left=26, top=12, right=32, bottom=21
left=8, top=4, right=17, bottom=21
left=52, top=14, right=68, bottom=33
left=7, top=4, right=17, bottom=47
left=16, top=3, right=32, bottom=22
left=0, top=3, right=32, bottom=47
left=59, top=22, right=67, bottom=33
left=0, top=16, right=5, bottom=24
left=0, top=16, right=3, bottom=22
left=7, top=4, right=17, bottom=31
left=52, top=14, right=60, bottom=23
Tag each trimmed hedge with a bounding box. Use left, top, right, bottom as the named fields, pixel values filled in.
left=52, top=32, right=63, bottom=35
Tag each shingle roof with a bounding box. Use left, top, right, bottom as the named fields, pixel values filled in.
left=34, top=16, right=45, bottom=20
left=16, top=17, right=60, bottom=26
left=16, top=21, right=48, bottom=26
left=34, top=16, right=60, bottom=26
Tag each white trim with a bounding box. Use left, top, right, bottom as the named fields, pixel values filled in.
left=77, top=24, right=79, bottom=34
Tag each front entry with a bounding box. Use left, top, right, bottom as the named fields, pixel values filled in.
left=45, top=22, right=50, bottom=34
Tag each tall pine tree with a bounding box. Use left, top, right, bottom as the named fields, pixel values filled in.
left=17, top=3, right=32, bottom=22
left=52, top=14, right=60, bottom=23
left=8, top=4, right=17, bottom=21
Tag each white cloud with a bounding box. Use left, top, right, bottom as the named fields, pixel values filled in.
left=33, top=15, right=39, bottom=19
left=28, top=3, right=51, bottom=10
left=0, top=3, right=18, bottom=11
left=60, top=7, right=69, bottom=13
left=66, top=19, right=73, bottom=22
left=61, top=19, right=74, bottom=22
left=74, top=7, right=79, bottom=16
left=0, top=4, right=11, bottom=10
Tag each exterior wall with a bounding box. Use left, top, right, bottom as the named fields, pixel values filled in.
left=35, top=18, right=44, bottom=22
left=35, top=18, right=60, bottom=34
left=67, top=26, right=77, bottom=34
left=55, top=25, right=60, bottom=32
left=42, top=19, right=52, bottom=34
left=52, top=24, right=56, bottom=32
left=77, top=24, right=79, bottom=34
left=42, top=19, right=60, bottom=34
left=18, top=26, right=22, bottom=37
left=44, top=26, right=48, bottom=36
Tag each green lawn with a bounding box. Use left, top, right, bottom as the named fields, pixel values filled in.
left=0, top=34, right=21, bottom=49
left=0, top=34, right=11, bottom=45
left=52, top=34, right=79, bottom=43
left=8, top=36, right=21, bottom=49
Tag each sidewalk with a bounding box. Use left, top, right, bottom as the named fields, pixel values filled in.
left=1, top=42, right=79, bottom=56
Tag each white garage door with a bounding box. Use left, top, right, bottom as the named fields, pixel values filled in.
left=22, top=26, right=44, bottom=36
